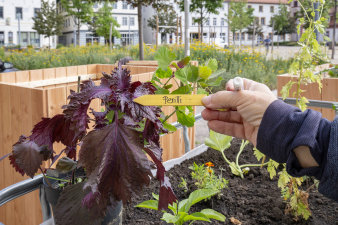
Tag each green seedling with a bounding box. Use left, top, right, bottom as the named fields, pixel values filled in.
left=136, top=189, right=225, bottom=225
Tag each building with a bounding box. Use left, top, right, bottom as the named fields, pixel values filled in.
left=327, top=6, right=337, bottom=44
left=0, top=0, right=54, bottom=48
left=143, top=0, right=290, bottom=46
left=57, top=0, right=138, bottom=46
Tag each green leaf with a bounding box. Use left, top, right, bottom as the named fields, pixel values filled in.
left=155, top=67, right=173, bottom=79
left=171, top=85, right=190, bottom=94
left=177, top=56, right=191, bottom=68
left=135, top=200, right=158, bottom=210
left=253, top=148, right=265, bottom=161
left=154, top=46, right=176, bottom=70
left=206, top=76, right=223, bottom=87
left=206, top=58, right=218, bottom=72
left=185, top=189, right=219, bottom=212
left=161, top=213, right=180, bottom=223
left=176, top=110, right=195, bottom=127
left=200, top=209, right=226, bottom=221
left=267, top=159, right=279, bottom=179
left=187, top=65, right=199, bottom=83
left=197, top=88, right=208, bottom=95
left=205, top=130, right=232, bottom=152
left=163, top=122, right=177, bottom=132
left=208, top=69, right=226, bottom=80
left=183, top=212, right=211, bottom=222
left=164, top=84, right=173, bottom=89
left=175, top=66, right=190, bottom=84
left=155, top=88, right=170, bottom=94
left=178, top=199, right=189, bottom=212
left=198, top=66, right=213, bottom=80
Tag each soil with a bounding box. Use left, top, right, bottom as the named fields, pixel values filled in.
left=123, top=138, right=338, bottom=225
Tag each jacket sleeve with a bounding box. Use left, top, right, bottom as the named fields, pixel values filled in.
left=257, top=100, right=337, bottom=201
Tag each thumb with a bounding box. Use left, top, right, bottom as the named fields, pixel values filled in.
left=202, top=90, right=251, bottom=109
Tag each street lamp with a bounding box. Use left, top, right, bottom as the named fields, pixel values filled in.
left=16, top=13, right=21, bottom=47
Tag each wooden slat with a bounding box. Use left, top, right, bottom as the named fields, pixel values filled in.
left=15, top=70, right=30, bottom=83
left=87, top=64, right=97, bottom=74
left=43, top=68, right=56, bottom=80
left=77, top=65, right=88, bottom=75
left=29, top=69, right=43, bottom=81
left=66, top=66, right=78, bottom=77
left=322, top=77, right=338, bottom=121
left=55, top=67, right=67, bottom=78
left=0, top=72, right=16, bottom=83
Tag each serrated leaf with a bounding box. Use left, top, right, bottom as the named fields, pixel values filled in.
left=207, top=58, right=218, bottom=72
left=198, top=66, right=213, bottom=80
left=161, top=213, right=180, bottom=223
left=197, top=88, right=208, bottom=95
left=253, top=148, right=265, bottom=161
left=156, top=67, right=173, bottom=79
left=267, top=159, right=279, bottom=179
left=163, top=122, right=177, bottom=132
left=205, top=130, right=232, bottom=152
left=154, top=46, right=176, bottom=70
left=200, top=209, right=226, bottom=221
left=176, top=110, right=195, bottom=127
left=155, top=88, right=170, bottom=94
left=175, top=66, right=190, bottom=84
left=206, top=76, right=223, bottom=87
left=187, top=65, right=199, bottom=82
left=135, top=200, right=159, bottom=210
left=185, top=189, right=219, bottom=212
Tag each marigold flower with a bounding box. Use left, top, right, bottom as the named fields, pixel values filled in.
left=205, top=162, right=214, bottom=167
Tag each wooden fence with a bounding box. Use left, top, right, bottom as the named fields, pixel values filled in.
left=0, top=63, right=195, bottom=225
left=277, top=64, right=338, bottom=121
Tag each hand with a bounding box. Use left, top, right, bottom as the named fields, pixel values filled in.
left=201, top=78, right=277, bottom=146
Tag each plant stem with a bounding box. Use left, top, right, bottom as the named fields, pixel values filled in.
left=163, top=76, right=173, bottom=86
left=260, top=156, right=266, bottom=168
left=45, top=175, right=70, bottom=183
left=221, top=151, right=232, bottom=166
left=240, top=162, right=269, bottom=168
left=163, top=109, right=177, bottom=124
left=39, top=167, right=52, bottom=188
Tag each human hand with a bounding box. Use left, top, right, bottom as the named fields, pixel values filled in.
left=201, top=78, right=277, bottom=146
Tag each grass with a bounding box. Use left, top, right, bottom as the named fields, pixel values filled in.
left=1, top=43, right=293, bottom=89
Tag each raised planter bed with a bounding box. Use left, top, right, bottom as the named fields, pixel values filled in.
left=123, top=139, right=338, bottom=225
left=277, top=64, right=338, bottom=121
left=0, top=63, right=195, bottom=225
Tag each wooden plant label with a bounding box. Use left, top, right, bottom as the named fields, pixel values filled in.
left=133, top=94, right=206, bottom=106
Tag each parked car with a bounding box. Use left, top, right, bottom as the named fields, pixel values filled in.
left=0, top=60, right=18, bottom=73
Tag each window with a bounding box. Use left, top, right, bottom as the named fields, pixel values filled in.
left=235, top=33, right=239, bottom=40
left=213, top=18, right=217, bottom=26
left=294, top=1, right=298, bottom=7
left=206, top=18, right=209, bottom=26
left=248, top=33, right=253, bottom=40
left=122, top=17, right=127, bottom=26
left=0, top=32, right=4, bottom=46
left=261, top=17, right=265, bottom=25
left=241, top=33, right=245, bottom=40
left=112, top=2, right=117, bottom=9
left=0, top=7, right=3, bottom=19
left=269, top=33, right=273, bottom=40
left=221, top=18, right=225, bottom=26
left=270, top=6, right=274, bottom=13
left=280, top=34, right=285, bottom=41
left=8, top=31, right=13, bottom=44
left=248, top=5, right=252, bottom=9
left=259, top=5, right=263, bottom=12
left=113, top=17, right=118, bottom=23
left=30, top=32, right=40, bottom=46
left=34, top=8, right=40, bottom=17
left=129, top=17, right=135, bottom=26
left=129, top=5, right=134, bottom=10
left=220, top=33, right=226, bottom=40
left=16, top=7, right=23, bottom=19
left=210, top=32, right=216, bottom=38
left=255, top=17, right=259, bottom=25
left=122, top=1, right=128, bottom=9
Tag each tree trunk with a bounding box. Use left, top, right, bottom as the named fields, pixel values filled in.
left=200, top=9, right=204, bottom=43
left=332, top=0, right=337, bottom=59
left=77, top=22, right=80, bottom=46
left=49, top=36, right=51, bottom=49
left=252, top=23, right=255, bottom=50
left=137, top=2, right=144, bottom=60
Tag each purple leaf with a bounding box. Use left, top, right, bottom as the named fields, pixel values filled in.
left=177, top=56, right=191, bottom=68
left=78, top=119, right=152, bottom=207
left=90, top=109, right=108, bottom=129
left=9, top=136, right=53, bottom=178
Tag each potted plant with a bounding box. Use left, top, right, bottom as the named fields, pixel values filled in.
left=3, top=47, right=222, bottom=225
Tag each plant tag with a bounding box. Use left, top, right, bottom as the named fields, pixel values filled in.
left=133, top=94, right=206, bottom=106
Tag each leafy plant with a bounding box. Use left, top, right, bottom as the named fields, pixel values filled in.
left=136, top=189, right=226, bottom=224
left=3, top=46, right=220, bottom=224
left=189, top=162, right=228, bottom=195
left=205, top=130, right=268, bottom=178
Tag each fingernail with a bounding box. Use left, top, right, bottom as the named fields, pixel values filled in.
left=202, top=96, right=211, bottom=106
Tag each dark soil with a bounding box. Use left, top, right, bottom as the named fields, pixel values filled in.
left=123, top=139, right=338, bottom=225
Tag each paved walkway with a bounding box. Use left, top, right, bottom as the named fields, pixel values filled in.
left=193, top=46, right=338, bottom=146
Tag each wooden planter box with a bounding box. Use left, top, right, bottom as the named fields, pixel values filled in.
left=277, top=64, right=337, bottom=121
left=0, top=63, right=195, bottom=225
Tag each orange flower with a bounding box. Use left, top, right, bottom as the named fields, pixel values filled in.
left=205, top=162, right=214, bottom=167
left=207, top=168, right=213, bottom=174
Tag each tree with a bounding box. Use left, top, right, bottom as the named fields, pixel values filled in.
left=60, top=0, right=93, bottom=46
left=177, top=0, right=223, bottom=42
left=270, top=4, right=296, bottom=46
left=32, top=0, right=64, bottom=48
left=147, top=7, right=177, bottom=44
left=247, top=18, right=263, bottom=48
left=227, top=0, right=254, bottom=47
left=89, top=2, right=120, bottom=44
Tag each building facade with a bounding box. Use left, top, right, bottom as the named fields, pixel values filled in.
left=58, top=0, right=138, bottom=46
left=143, top=0, right=290, bottom=46
left=0, top=0, right=54, bottom=48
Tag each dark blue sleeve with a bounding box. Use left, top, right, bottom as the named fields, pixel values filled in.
left=257, top=100, right=337, bottom=201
